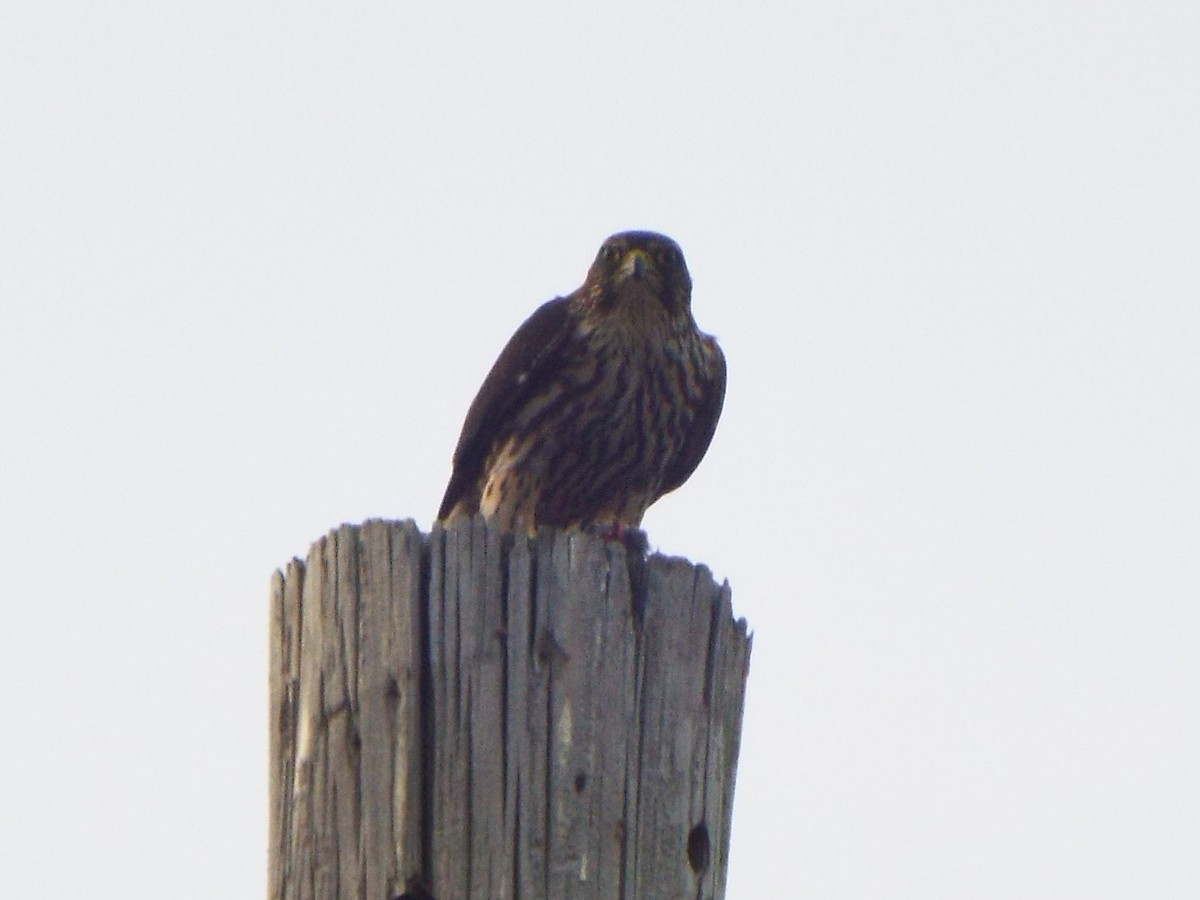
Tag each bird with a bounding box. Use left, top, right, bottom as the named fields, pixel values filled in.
left=437, top=230, right=726, bottom=534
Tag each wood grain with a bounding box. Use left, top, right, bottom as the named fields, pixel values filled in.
left=269, top=518, right=750, bottom=900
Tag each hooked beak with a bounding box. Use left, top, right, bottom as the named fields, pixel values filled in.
left=616, top=248, right=654, bottom=281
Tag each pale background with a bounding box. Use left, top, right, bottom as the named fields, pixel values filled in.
left=2, top=2, right=1197, bottom=897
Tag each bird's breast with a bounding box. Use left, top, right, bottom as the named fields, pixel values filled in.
left=478, top=325, right=700, bottom=529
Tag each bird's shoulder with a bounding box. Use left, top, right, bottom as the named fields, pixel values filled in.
left=660, top=332, right=726, bottom=495
left=453, top=295, right=578, bottom=458
left=437, top=295, right=579, bottom=520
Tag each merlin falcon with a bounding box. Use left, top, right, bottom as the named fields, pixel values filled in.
left=437, top=230, right=726, bottom=533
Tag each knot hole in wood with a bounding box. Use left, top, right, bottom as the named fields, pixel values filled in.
left=688, top=820, right=711, bottom=874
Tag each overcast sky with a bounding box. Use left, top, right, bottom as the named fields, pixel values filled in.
left=2, top=2, right=1198, bottom=897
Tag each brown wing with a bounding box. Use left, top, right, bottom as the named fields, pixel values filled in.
left=437, top=296, right=576, bottom=520
left=660, top=337, right=726, bottom=496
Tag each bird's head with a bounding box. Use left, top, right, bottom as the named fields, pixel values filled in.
left=582, top=231, right=692, bottom=323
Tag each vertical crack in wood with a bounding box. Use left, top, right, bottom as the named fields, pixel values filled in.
left=269, top=559, right=304, bottom=900
left=417, top=526, right=436, bottom=895
left=541, top=535, right=556, bottom=899
left=463, top=673, right=474, bottom=895
left=495, top=526, right=516, bottom=899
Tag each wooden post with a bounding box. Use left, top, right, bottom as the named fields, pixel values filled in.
left=269, top=517, right=751, bottom=900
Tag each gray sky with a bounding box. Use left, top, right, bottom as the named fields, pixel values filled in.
left=2, top=2, right=1198, bottom=896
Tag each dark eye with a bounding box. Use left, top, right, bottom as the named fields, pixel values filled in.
left=601, top=243, right=622, bottom=263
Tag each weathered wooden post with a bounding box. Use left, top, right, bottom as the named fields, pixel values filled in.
left=269, top=516, right=750, bottom=900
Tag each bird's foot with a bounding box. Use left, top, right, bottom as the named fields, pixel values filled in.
left=599, top=520, right=627, bottom=542
left=581, top=520, right=649, bottom=555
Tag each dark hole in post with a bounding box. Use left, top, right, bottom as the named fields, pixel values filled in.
left=687, top=821, right=710, bottom=874
left=574, top=771, right=587, bottom=793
